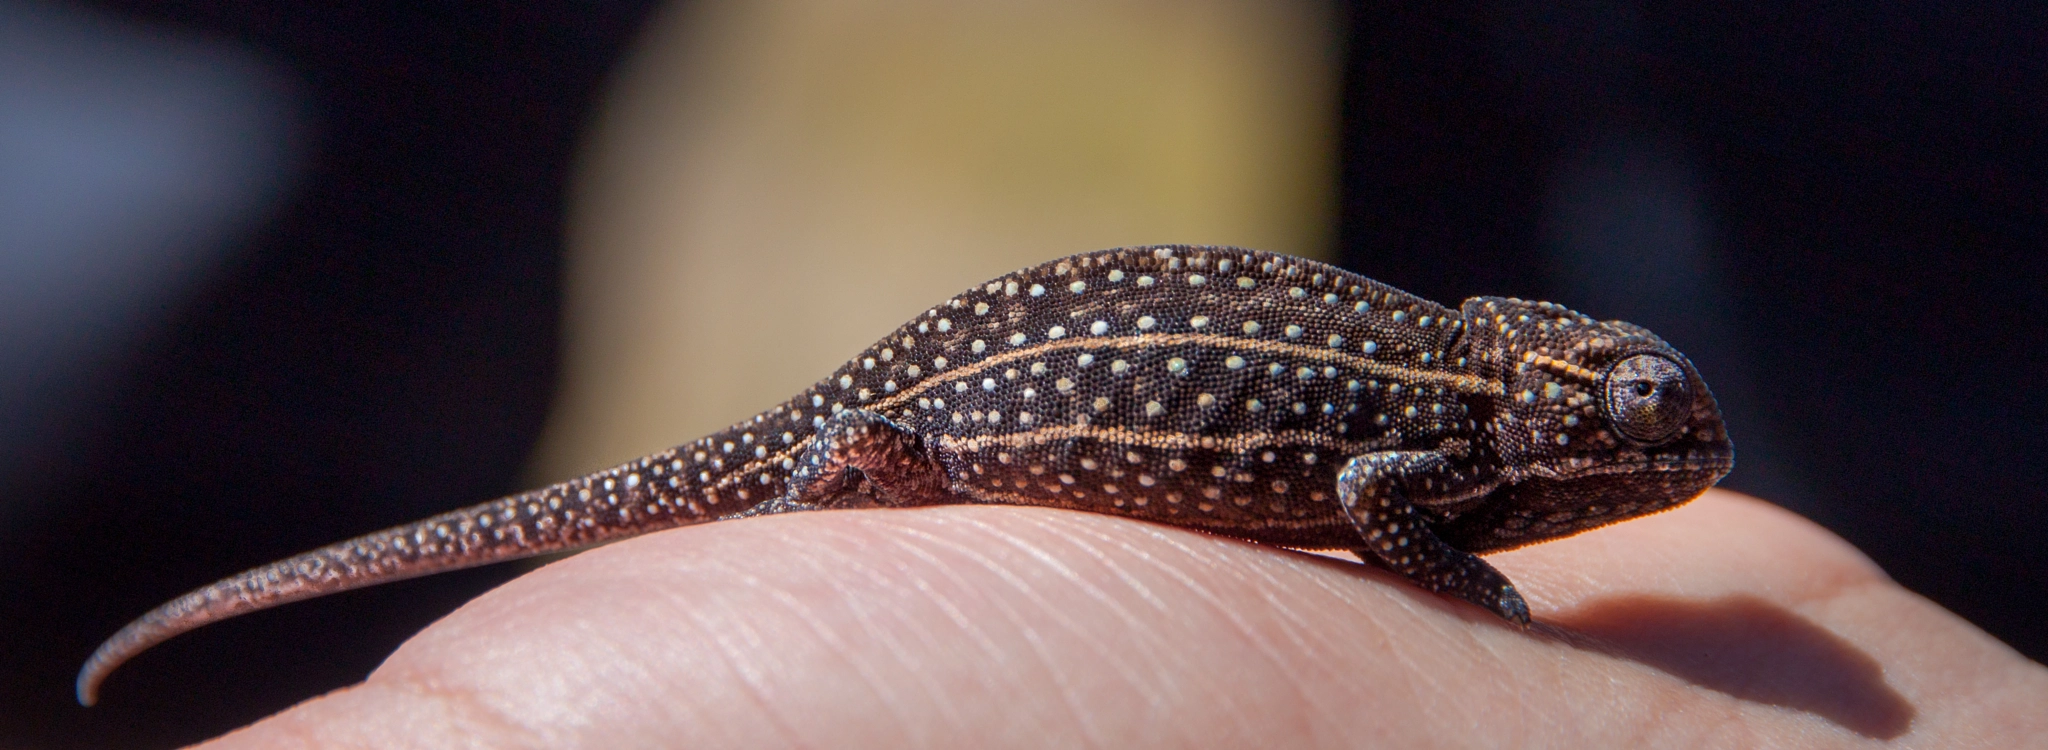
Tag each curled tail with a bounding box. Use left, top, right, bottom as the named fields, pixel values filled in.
left=77, top=430, right=797, bottom=705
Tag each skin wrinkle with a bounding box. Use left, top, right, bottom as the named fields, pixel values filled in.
left=609, top=593, right=718, bottom=731
left=782, top=531, right=934, bottom=731
left=881, top=526, right=1030, bottom=668
left=896, top=541, right=1089, bottom=745
left=1383, top=623, right=1457, bottom=731
left=1102, top=537, right=1323, bottom=745
left=1029, top=512, right=1338, bottom=748
left=1684, top=698, right=1764, bottom=750
left=1231, top=556, right=1346, bottom=655
left=673, top=572, right=811, bottom=748
left=1278, top=558, right=1483, bottom=748
left=987, top=514, right=1157, bottom=641
left=393, top=678, right=543, bottom=750
left=1055, top=520, right=1263, bottom=721
left=792, top=524, right=1015, bottom=748
left=1094, top=530, right=1285, bottom=661
left=1053, top=545, right=1183, bottom=722
left=1465, top=626, right=1525, bottom=732
left=569, top=591, right=710, bottom=744
left=389, top=587, right=633, bottom=747
left=1129, top=530, right=1318, bottom=665
left=1170, top=548, right=1333, bottom=691
left=848, top=538, right=989, bottom=739
left=1489, top=650, right=1573, bottom=749
left=1274, top=549, right=1384, bottom=608
left=1780, top=568, right=1892, bottom=619
left=1282, top=564, right=1413, bottom=700
left=1071, top=527, right=1272, bottom=734
left=1630, top=655, right=1745, bottom=749
left=1087, top=526, right=1345, bottom=742
left=847, top=535, right=1010, bottom=744
left=1441, top=577, right=1581, bottom=741
left=1213, top=566, right=1335, bottom=744
left=759, top=582, right=928, bottom=745
left=872, top=541, right=1005, bottom=737
left=1345, top=554, right=1520, bottom=741
left=1063, top=516, right=1287, bottom=643
left=894, top=514, right=1115, bottom=747
left=1046, top=518, right=1179, bottom=619
left=546, top=615, right=651, bottom=739
left=1244, top=585, right=1358, bottom=744
left=615, top=562, right=759, bottom=744
left=972, top=515, right=1167, bottom=746
left=1511, top=645, right=1576, bottom=745
left=1975, top=672, right=2035, bottom=744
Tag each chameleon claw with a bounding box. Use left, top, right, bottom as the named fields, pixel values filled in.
left=1494, top=584, right=1531, bottom=627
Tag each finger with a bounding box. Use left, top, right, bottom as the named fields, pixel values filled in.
left=195, top=491, right=2048, bottom=749
left=1499, top=490, right=2048, bottom=744
left=1491, top=488, right=1891, bottom=613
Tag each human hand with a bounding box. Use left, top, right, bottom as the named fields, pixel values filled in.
left=195, top=490, right=2048, bottom=748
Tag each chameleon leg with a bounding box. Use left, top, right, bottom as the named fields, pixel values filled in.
left=739, top=409, right=953, bottom=517
left=1337, top=452, right=1531, bottom=626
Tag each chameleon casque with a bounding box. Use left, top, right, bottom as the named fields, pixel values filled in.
left=79, top=246, right=1733, bottom=705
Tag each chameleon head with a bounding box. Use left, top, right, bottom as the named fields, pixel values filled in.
left=1436, top=297, right=1736, bottom=553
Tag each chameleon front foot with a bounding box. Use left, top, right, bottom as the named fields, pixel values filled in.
left=1348, top=546, right=1530, bottom=627
left=1338, top=452, right=1531, bottom=626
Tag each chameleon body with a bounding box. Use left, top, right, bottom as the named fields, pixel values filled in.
left=79, top=246, right=1733, bottom=705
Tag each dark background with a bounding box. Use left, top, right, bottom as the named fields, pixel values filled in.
left=3, top=1, right=2041, bottom=746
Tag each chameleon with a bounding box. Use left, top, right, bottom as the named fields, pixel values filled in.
left=77, top=245, right=1733, bottom=705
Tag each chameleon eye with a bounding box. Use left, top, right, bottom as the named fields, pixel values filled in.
left=1603, top=354, right=1692, bottom=444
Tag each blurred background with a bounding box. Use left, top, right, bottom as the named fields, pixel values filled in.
left=1, top=0, right=2040, bottom=746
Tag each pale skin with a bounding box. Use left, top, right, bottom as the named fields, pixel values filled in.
left=195, top=490, right=2047, bottom=749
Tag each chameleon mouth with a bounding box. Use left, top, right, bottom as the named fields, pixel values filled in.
left=1646, top=450, right=1736, bottom=471
left=1556, top=447, right=1735, bottom=480
left=1434, top=458, right=1732, bottom=554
